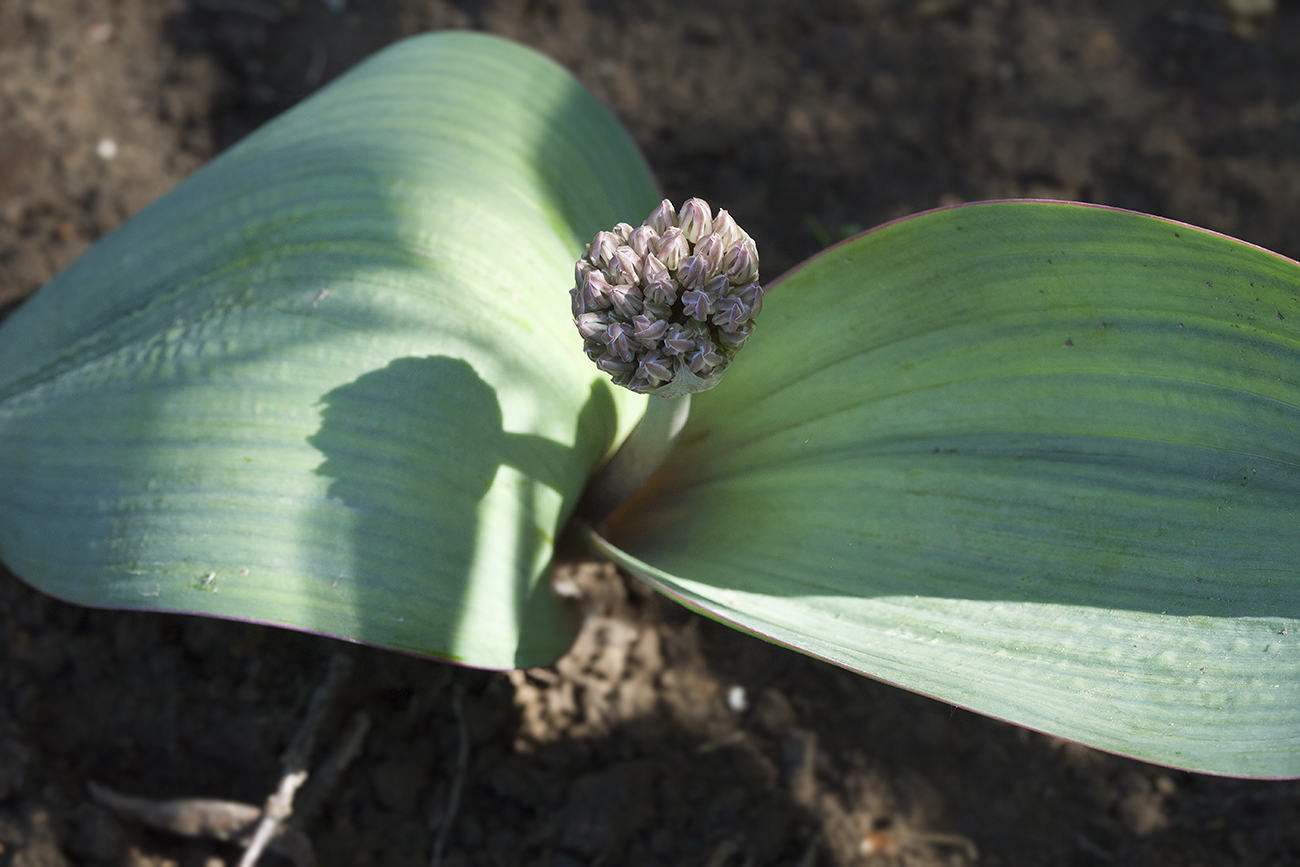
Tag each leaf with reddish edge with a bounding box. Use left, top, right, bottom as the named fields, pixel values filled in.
left=593, top=200, right=1300, bottom=779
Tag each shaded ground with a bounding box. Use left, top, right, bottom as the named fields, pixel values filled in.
left=2, top=1, right=1299, bottom=865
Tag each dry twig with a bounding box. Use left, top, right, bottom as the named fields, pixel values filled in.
left=92, top=652, right=359, bottom=867
left=238, top=652, right=352, bottom=867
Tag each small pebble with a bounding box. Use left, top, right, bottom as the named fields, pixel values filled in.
left=96, top=138, right=118, bottom=160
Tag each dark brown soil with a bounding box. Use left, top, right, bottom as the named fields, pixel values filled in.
left=2, top=2, right=1299, bottom=866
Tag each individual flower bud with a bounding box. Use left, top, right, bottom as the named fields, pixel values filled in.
left=677, top=254, right=708, bottom=290
left=641, top=250, right=668, bottom=284
left=723, top=238, right=760, bottom=285
left=643, top=300, right=674, bottom=321
left=629, top=225, right=659, bottom=259
left=575, top=312, right=609, bottom=341
left=635, top=351, right=674, bottom=388
left=712, top=294, right=751, bottom=332
left=641, top=253, right=678, bottom=305
left=581, top=270, right=613, bottom=310
left=716, top=320, right=755, bottom=351
left=610, top=245, right=642, bottom=286
left=688, top=341, right=725, bottom=375
left=608, top=284, right=644, bottom=320
left=603, top=321, right=636, bottom=362
left=632, top=314, right=669, bottom=348
left=597, top=355, right=636, bottom=376
left=702, top=273, right=730, bottom=303
left=662, top=323, right=695, bottom=356
left=570, top=286, right=583, bottom=317
left=613, top=222, right=634, bottom=242
left=712, top=209, right=746, bottom=247
left=654, top=227, right=689, bottom=270
left=646, top=199, right=677, bottom=234
left=694, top=232, right=726, bottom=271
left=588, top=231, right=620, bottom=269
left=575, top=257, right=595, bottom=286
left=681, top=287, right=717, bottom=321
left=737, top=281, right=764, bottom=318
left=724, top=246, right=759, bottom=291
left=678, top=197, right=713, bottom=244
left=682, top=319, right=711, bottom=340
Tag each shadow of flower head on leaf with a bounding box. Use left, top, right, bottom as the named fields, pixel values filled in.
left=309, top=355, right=616, bottom=667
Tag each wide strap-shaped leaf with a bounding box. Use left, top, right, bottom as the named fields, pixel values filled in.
left=0, top=32, right=657, bottom=668
left=598, top=201, right=1300, bottom=777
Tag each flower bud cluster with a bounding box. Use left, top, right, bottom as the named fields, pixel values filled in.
left=571, top=198, right=763, bottom=396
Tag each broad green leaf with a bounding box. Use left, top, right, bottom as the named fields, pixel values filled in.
left=597, top=201, right=1300, bottom=777
left=0, top=32, right=657, bottom=668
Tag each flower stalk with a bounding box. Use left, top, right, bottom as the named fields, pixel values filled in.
left=578, top=392, right=692, bottom=520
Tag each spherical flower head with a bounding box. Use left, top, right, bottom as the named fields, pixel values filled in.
left=571, top=199, right=763, bottom=397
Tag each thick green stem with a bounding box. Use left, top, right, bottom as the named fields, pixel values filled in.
left=578, top=393, right=691, bottom=520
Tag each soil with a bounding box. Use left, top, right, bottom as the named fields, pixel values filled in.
left=2, top=1, right=1299, bottom=866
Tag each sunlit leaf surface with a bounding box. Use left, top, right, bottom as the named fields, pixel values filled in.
left=599, top=201, right=1300, bottom=777
left=0, top=32, right=657, bottom=667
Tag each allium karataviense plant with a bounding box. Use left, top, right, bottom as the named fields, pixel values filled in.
left=0, top=33, right=1296, bottom=778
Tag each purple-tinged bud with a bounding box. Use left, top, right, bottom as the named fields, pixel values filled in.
left=603, top=321, right=636, bottom=362
left=681, top=288, right=717, bottom=321
left=712, top=209, right=745, bottom=247
left=678, top=198, right=714, bottom=244
left=661, top=323, right=695, bottom=356
left=713, top=294, right=751, bottom=332
left=654, top=227, right=689, bottom=270
left=629, top=225, right=659, bottom=259
left=677, top=254, right=708, bottom=290
left=694, top=232, right=725, bottom=271
left=643, top=300, right=673, bottom=320
left=570, top=286, right=583, bottom=317
left=688, top=341, right=725, bottom=375
left=635, top=351, right=674, bottom=388
left=597, top=355, right=636, bottom=376
left=575, top=312, right=609, bottom=341
left=723, top=239, right=760, bottom=285
left=641, top=253, right=678, bottom=305
left=642, top=278, right=677, bottom=307
left=608, top=284, right=644, bottom=320
left=610, top=245, right=642, bottom=286
left=588, top=231, right=619, bottom=269
left=647, top=308, right=676, bottom=328
left=737, top=281, right=764, bottom=318
left=575, top=258, right=595, bottom=286
left=632, top=314, right=669, bottom=348
left=582, top=270, right=613, bottom=310
left=641, top=250, right=668, bottom=284
left=646, top=199, right=677, bottom=234
left=682, top=319, right=711, bottom=339
left=717, top=321, right=755, bottom=351
left=612, top=222, right=634, bottom=243
left=702, top=273, right=730, bottom=302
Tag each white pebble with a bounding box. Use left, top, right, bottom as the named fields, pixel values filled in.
left=96, top=138, right=118, bottom=160
left=726, top=684, right=748, bottom=713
